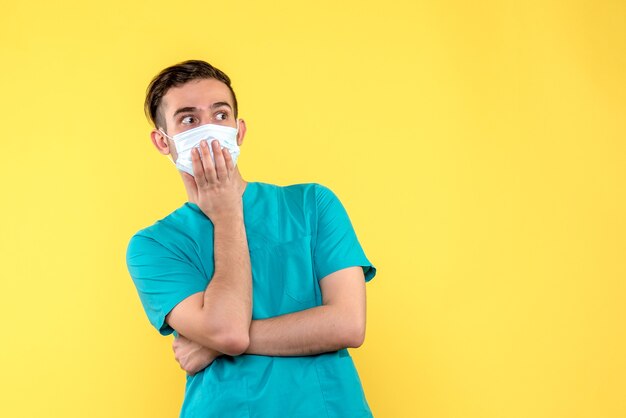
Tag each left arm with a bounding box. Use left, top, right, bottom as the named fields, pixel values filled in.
left=173, top=266, right=366, bottom=373
left=246, top=266, right=366, bottom=356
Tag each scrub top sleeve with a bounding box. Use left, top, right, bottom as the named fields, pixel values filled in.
left=313, top=184, right=377, bottom=283
left=126, top=232, right=207, bottom=336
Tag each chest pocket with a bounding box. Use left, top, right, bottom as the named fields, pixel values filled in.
left=276, top=235, right=317, bottom=306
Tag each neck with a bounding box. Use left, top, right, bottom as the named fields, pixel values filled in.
left=233, top=168, right=248, bottom=196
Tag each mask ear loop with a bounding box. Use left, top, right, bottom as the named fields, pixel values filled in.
left=234, top=118, right=241, bottom=146
left=158, top=128, right=177, bottom=166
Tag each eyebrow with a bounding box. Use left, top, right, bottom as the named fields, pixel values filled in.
left=172, top=102, right=233, bottom=118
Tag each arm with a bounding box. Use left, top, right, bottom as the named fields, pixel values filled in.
left=242, top=185, right=373, bottom=356
left=173, top=265, right=367, bottom=373
left=166, top=215, right=251, bottom=356
left=245, top=266, right=367, bottom=356
left=171, top=182, right=373, bottom=370
left=164, top=140, right=252, bottom=356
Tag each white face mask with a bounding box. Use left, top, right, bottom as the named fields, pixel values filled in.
left=159, top=120, right=241, bottom=177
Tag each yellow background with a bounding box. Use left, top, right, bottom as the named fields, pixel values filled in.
left=1, top=1, right=624, bottom=417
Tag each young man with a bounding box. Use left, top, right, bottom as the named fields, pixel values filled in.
left=126, top=60, right=377, bottom=418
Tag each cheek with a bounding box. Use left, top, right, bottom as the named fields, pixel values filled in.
left=167, top=140, right=178, bottom=158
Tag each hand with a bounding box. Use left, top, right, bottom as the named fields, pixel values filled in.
left=172, top=334, right=222, bottom=376
left=180, top=139, right=243, bottom=223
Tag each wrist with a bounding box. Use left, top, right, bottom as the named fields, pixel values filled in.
left=211, top=211, right=244, bottom=226
left=205, top=347, right=221, bottom=362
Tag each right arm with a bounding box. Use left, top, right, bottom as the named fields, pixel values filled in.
left=165, top=215, right=251, bottom=356
left=165, top=139, right=252, bottom=357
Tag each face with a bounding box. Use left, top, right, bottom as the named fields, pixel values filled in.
left=150, top=78, right=246, bottom=162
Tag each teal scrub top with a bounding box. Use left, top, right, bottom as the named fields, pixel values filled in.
left=126, top=182, right=377, bottom=418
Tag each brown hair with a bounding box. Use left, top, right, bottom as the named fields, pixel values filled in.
left=144, top=59, right=238, bottom=133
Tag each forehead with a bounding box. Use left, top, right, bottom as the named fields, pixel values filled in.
left=161, top=78, right=233, bottom=117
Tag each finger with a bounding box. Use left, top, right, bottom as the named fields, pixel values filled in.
left=200, top=140, right=218, bottom=184
left=191, top=146, right=208, bottom=187
left=212, top=140, right=227, bottom=181
left=223, top=147, right=234, bottom=173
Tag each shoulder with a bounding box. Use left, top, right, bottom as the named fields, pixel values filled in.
left=277, top=182, right=341, bottom=211
left=276, top=182, right=345, bottom=213
left=283, top=182, right=318, bottom=197
left=271, top=182, right=336, bottom=199
left=251, top=181, right=324, bottom=204
left=125, top=204, right=193, bottom=257
left=251, top=181, right=334, bottom=195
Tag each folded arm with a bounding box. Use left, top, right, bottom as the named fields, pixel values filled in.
left=246, top=266, right=367, bottom=356
left=170, top=265, right=367, bottom=374
left=165, top=214, right=252, bottom=356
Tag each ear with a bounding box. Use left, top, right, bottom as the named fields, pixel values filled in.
left=236, top=119, right=247, bottom=147
left=150, top=129, right=171, bottom=155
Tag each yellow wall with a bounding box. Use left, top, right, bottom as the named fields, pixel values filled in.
left=1, top=1, right=624, bottom=417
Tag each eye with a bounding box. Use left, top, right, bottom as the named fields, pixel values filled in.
left=181, top=115, right=197, bottom=125
left=215, top=111, right=228, bottom=121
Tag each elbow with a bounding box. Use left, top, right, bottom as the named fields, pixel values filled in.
left=217, top=331, right=250, bottom=356
left=204, top=321, right=250, bottom=356
left=343, top=319, right=366, bottom=348
left=345, top=327, right=365, bottom=348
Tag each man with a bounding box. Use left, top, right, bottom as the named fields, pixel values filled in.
left=126, top=59, right=377, bottom=418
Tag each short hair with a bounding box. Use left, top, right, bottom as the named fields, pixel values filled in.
left=144, top=59, right=238, bottom=133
